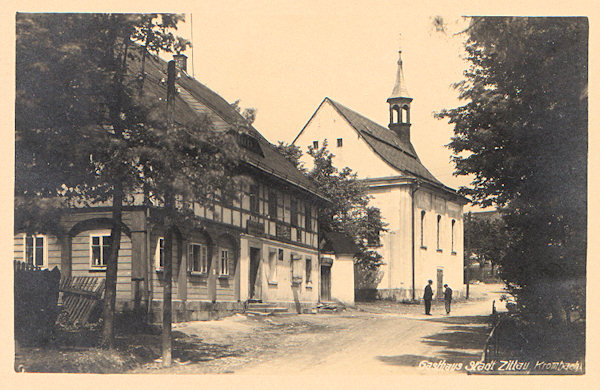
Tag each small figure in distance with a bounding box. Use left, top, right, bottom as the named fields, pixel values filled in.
left=423, top=280, right=433, bottom=315
left=444, top=284, right=453, bottom=315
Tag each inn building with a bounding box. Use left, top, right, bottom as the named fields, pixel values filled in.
left=14, top=52, right=331, bottom=321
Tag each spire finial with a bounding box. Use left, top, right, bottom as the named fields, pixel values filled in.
left=390, top=49, right=410, bottom=99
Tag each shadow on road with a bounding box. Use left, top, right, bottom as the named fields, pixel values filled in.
left=423, top=315, right=489, bottom=325
left=377, top=354, right=432, bottom=367
left=377, top=314, right=490, bottom=368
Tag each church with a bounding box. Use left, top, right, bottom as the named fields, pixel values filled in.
left=293, top=51, right=467, bottom=301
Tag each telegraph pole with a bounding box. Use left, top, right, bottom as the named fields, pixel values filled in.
left=161, top=60, right=176, bottom=367
left=465, top=211, right=471, bottom=300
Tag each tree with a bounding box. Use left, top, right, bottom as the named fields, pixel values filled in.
left=16, top=13, right=240, bottom=350
left=230, top=99, right=257, bottom=125
left=464, top=212, right=508, bottom=272
left=437, top=17, right=587, bottom=332
left=276, top=141, right=305, bottom=171
left=277, top=142, right=386, bottom=280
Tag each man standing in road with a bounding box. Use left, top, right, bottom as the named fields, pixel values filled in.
left=444, top=284, right=453, bottom=315
left=423, top=280, right=433, bottom=315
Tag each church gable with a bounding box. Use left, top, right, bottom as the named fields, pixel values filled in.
left=294, top=98, right=400, bottom=179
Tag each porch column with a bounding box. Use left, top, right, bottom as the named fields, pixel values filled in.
left=59, top=234, right=72, bottom=279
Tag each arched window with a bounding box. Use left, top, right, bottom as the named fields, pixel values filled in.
left=451, top=219, right=456, bottom=254
left=436, top=215, right=442, bottom=251
left=402, top=105, right=410, bottom=124
left=420, top=211, right=426, bottom=248
left=391, top=105, right=400, bottom=123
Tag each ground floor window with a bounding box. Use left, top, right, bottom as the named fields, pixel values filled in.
left=268, top=249, right=278, bottom=282
left=291, top=253, right=302, bottom=283
left=220, top=248, right=230, bottom=276
left=155, top=237, right=164, bottom=270
left=189, top=243, right=208, bottom=273
left=305, top=257, right=312, bottom=283
left=90, top=232, right=112, bottom=269
left=24, top=234, right=46, bottom=268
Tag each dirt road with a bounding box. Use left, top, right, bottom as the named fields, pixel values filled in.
left=136, top=283, right=505, bottom=375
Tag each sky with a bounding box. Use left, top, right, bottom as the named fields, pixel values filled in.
left=170, top=2, right=474, bottom=201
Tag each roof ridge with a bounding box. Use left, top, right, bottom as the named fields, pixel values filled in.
left=140, top=50, right=326, bottom=200
left=323, top=98, right=447, bottom=188
left=326, top=98, right=417, bottom=158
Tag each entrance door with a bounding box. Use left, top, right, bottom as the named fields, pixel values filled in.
left=437, top=268, right=444, bottom=300
left=321, top=265, right=331, bottom=301
left=249, top=247, right=261, bottom=300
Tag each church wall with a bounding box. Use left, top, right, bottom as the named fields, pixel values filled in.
left=361, top=184, right=464, bottom=301
left=413, top=188, right=464, bottom=300
left=367, top=185, right=413, bottom=296
left=295, top=100, right=398, bottom=179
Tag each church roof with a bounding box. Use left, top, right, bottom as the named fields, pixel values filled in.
left=136, top=52, right=325, bottom=201
left=324, top=98, right=444, bottom=186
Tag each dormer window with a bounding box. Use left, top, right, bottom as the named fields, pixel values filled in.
left=237, top=133, right=264, bottom=156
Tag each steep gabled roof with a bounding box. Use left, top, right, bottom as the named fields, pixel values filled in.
left=320, top=231, right=359, bottom=255
left=136, top=52, right=324, bottom=200
left=319, top=98, right=444, bottom=186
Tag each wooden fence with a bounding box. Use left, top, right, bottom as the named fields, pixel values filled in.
left=59, top=276, right=105, bottom=326
left=14, top=261, right=61, bottom=345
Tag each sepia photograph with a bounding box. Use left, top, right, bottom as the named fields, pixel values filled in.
left=9, top=1, right=589, bottom=381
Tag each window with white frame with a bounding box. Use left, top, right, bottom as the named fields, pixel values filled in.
left=188, top=243, right=208, bottom=273
left=220, top=248, right=230, bottom=276
left=305, top=257, right=312, bottom=283
left=23, top=234, right=46, bottom=268
left=155, top=237, right=165, bottom=270
left=90, top=231, right=112, bottom=269
left=268, top=249, right=277, bottom=282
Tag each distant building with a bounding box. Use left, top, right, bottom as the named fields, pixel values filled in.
left=14, top=52, right=329, bottom=321
left=319, top=231, right=359, bottom=306
left=294, top=51, right=467, bottom=300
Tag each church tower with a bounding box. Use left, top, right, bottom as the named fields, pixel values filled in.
left=387, top=50, right=413, bottom=143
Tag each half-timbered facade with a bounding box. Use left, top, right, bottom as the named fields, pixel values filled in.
left=14, top=52, right=327, bottom=321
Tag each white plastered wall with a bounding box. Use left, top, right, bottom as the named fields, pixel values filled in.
left=330, top=254, right=355, bottom=305
left=295, top=100, right=399, bottom=179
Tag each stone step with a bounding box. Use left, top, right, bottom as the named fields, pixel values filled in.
left=247, top=306, right=289, bottom=313
left=247, top=302, right=273, bottom=308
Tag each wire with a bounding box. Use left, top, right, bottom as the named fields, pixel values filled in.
left=190, top=13, right=195, bottom=78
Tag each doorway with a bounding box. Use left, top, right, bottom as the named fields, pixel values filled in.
left=321, top=265, right=331, bottom=302
left=436, top=268, right=444, bottom=300
left=249, top=247, right=261, bottom=300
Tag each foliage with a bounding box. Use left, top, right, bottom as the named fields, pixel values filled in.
left=230, top=99, right=257, bottom=125
left=15, top=13, right=240, bottom=348
left=275, top=142, right=305, bottom=171
left=305, top=142, right=386, bottom=272
left=275, top=141, right=385, bottom=273
left=464, top=212, right=509, bottom=267
left=437, top=17, right=587, bottom=332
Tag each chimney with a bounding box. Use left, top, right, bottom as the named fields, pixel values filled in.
left=173, top=54, right=187, bottom=72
